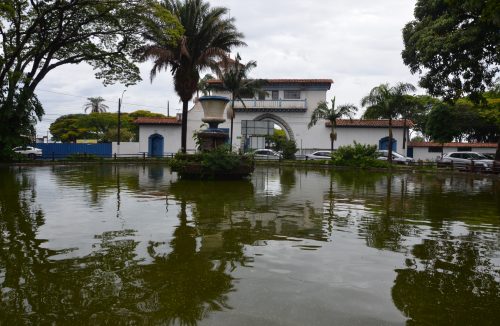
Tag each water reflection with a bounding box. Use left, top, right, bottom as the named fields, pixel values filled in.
left=0, top=166, right=499, bottom=324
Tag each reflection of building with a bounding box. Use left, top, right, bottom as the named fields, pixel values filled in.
left=135, top=79, right=411, bottom=155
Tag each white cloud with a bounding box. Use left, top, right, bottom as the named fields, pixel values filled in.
left=36, top=0, right=421, bottom=136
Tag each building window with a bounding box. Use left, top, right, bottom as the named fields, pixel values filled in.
left=428, top=147, right=442, bottom=153
left=258, top=92, right=266, bottom=100
left=457, top=147, right=472, bottom=152
left=284, top=90, right=300, bottom=99
left=271, top=90, right=279, bottom=100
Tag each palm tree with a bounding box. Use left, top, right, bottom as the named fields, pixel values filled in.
left=213, top=53, right=266, bottom=150
left=197, top=74, right=214, bottom=97
left=361, top=82, right=416, bottom=163
left=140, top=0, right=245, bottom=153
left=83, top=97, right=108, bottom=113
left=308, top=97, right=358, bottom=151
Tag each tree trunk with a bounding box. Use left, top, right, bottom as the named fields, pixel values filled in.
left=230, top=98, right=235, bottom=151
left=388, top=117, right=393, bottom=164
left=402, top=118, right=407, bottom=150
left=181, top=100, right=188, bottom=153
left=331, top=122, right=335, bottom=151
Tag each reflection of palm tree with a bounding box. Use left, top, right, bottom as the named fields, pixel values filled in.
left=84, top=97, right=109, bottom=113
left=308, top=97, right=358, bottom=151
left=140, top=0, right=245, bottom=153
left=143, top=200, right=234, bottom=325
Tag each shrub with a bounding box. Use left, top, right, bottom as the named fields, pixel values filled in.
left=332, top=142, right=389, bottom=168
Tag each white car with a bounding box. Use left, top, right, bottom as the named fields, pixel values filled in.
left=13, top=146, right=43, bottom=159
left=377, top=150, right=414, bottom=164
left=306, top=151, right=332, bottom=160
left=252, top=149, right=282, bottom=160
left=437, top=152, right=493, bottom=171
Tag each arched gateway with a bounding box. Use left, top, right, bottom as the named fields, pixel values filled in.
left=253, top=113, right=295, bottom=141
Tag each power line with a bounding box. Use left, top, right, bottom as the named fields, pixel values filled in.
left=36, top=88, right=173, bottom=111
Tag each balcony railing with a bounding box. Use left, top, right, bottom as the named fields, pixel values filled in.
left=233, top=99, right=307, bottom=111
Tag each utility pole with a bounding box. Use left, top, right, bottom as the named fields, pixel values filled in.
left=118, top=90, right=126, bottom=146
left=167, top=100, right=170, bottom=117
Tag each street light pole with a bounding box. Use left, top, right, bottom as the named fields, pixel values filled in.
left=118, top=90, right=126, bottom=146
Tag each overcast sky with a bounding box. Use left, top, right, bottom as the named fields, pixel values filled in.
left=36, top=0, right=421, bottom=137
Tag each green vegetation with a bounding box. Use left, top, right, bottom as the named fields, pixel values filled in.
left=0, top=0, right=157, bottom=160
left=361, top=83, right=416, bottom=163
left=49, top=110, right=166, bottom=143
left=331, top=143, right=389, bottom=168
left=308, top=97, right=358, bottom=151
left=266, top=131, right=298, bottom=160
left=170, top=146, right=253, bottom=179
left=83, top=97, right=109, bottom=113
left=209, top=53, right=266, bottom=150
left=139, top=0, right=245, bottom=153
left=402, top=0, right=499, bottom=102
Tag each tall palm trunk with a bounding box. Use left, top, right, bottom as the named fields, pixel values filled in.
left=330, top=121, right=335, bottom=151
left=388, top=116, right=393, bottom=164
left=181, top=100, right=189, bottom=153
left=230, top=96, right=235, bottom=151
left=402, top=118, right=407, bottom=150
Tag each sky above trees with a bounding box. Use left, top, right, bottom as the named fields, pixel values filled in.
left=36, top=0, right=419, bottom=137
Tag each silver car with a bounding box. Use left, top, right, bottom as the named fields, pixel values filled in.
left=252, top=149, right=282, bottom=160
left=13, top=146, right=43, bottom=159
left=306, top=150, right=332, bottom=160
left=377, top=150, right=414, bottom=164
left=437, top=152, right=493, bottom=171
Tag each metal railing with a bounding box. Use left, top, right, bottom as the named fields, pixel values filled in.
left=233, top=99, right=307, bottom=110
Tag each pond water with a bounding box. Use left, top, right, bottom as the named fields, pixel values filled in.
left=0, top=165, right=499, bottom=325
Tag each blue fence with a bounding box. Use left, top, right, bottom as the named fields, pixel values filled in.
left=35, top=143, right=112, bottom=159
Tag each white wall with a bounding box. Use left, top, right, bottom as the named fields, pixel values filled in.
left=139, top=87, right=409, bottom=154
left=138, top=125, right=182, bottom=156
left=412, top=146, right=497, bottom=161
left=112, top=142, right=140, bottom=157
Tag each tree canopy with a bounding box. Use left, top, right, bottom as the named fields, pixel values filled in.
left=402, top=0, right=500, bottom=102
left=0, top=0, right=175, bottom=159
left=308, top=97, right=358, bottom=151
left=50, top=110, right=166, bottom=143
left=139, top=0, right=245, bottom=153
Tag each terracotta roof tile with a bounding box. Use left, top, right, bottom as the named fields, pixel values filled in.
left=326, top=119, right=414, bottom=128
left=207, top=79, right=334, bottom=85
left=408, top=142, right=498, bottom=148
left=134, top=117, right=181, bottom=125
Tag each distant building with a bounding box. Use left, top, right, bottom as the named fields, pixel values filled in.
left=408, top=142, right=497, bottom=161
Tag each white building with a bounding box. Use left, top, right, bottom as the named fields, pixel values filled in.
left=135, top=79, right=411, bottom=156
left=408, top=142, right=498, bottom=161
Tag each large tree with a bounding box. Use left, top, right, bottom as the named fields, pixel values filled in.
left=402, top=0, right=500, bottom=102
left=140, top=0, right=245, bottom=153
left=308, top=97, right=358, bottom=151
left=0, top=0, right=150, bottom=159
left=212, top=53, right=266, bottom=150
left=361, top=83, right=416, bottom=163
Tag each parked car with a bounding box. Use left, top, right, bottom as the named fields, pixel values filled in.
left=252, top=149, right=282, bottom=160
left=376, top=150, right=414, bottom=164
left=482, top=153, right=496, bottom=160
left=13, top=146, right=42, bottom=159
left=436, top=152, right=493, bottom=171
left=306, top=150, right=333, bottom=160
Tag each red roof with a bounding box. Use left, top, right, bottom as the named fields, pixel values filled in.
left=408, top=142, right=498, bottom=148
left=134, top=117, right=181, bottom=125
left=326, top=119, right=414, bottom=128
left=208, top=78, right=333, bottom=86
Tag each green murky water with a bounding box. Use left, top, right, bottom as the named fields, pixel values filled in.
left=1, top=165, right=499, bottom=325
